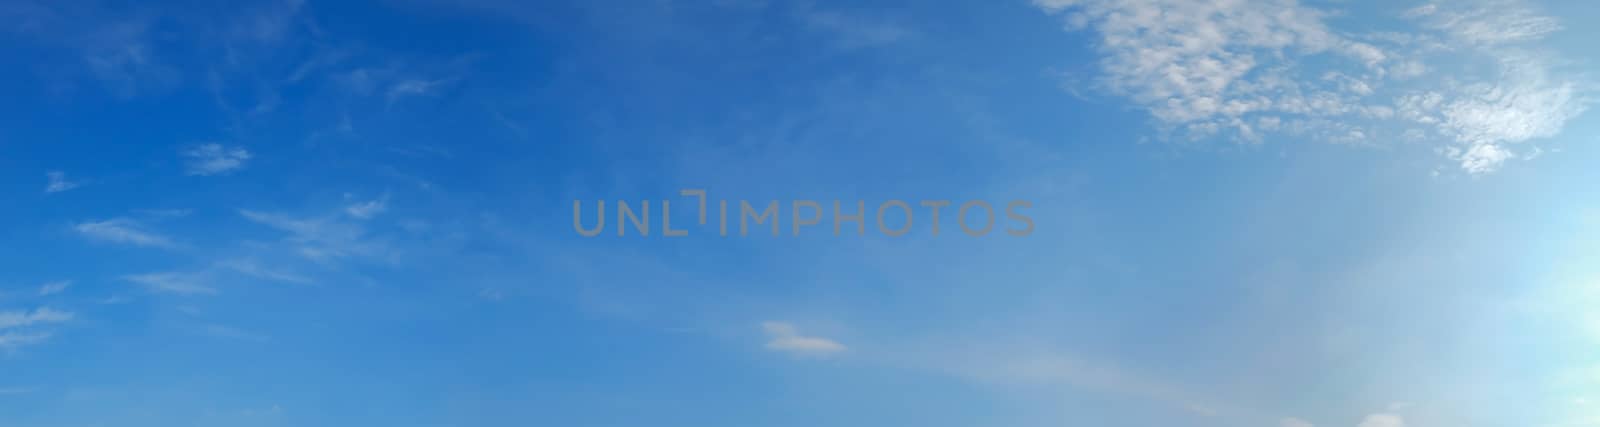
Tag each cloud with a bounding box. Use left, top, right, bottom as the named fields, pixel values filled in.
left=0, top=307, right=74, bottom=330
left=801, top=8, right=913, bottom=49
left=44, top=171, right=80, bottom=193
left=217, top=259, right=313, bottom=285
left=37, top=281, right=70, bottom=296
left=1406, top=2, right=1559, bottom=45
left=124, top=272, right=217, bottom=295
left=239, top=209, right=390, bottom=263
left=97, top=296, right=130, bottom=305
left=73, top=218, right=176, bottom=248
left=1, top=2, right=180, bottom=98
left=1430, top=55, right=1584, bottom=174
left=1281, top=417, right=1315, bottom=427
left=344, top=195, right=388, bottom=219
left=4, top=0, right=320, bottom=99
left=120, top=258, right=310, bottom=297
left=0, top=307, right=70, bottom=349
left=761, top=321, right=846, bottom=356
left=77, top=16, right=183, bottom=98
left=1357, top=413, right=1405, bottom=427
left=0, top=331, right=52, bottom=349
left=182, top=143, right=252, bottom=176
left=1034, top=0, right=1590, bottom=174
left=225, top=0, right=307, bottom=45
left=386, top=79, right=449, bottom=106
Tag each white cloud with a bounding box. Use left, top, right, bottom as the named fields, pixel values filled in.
left=1357, top=413, right=1405, bottom=427
left=761, top=321, right=846, bottom=356
left=124, top=272, right=217, bottom=295
left=182, top=143, right=252, bottom=176
left=37, top=281, right=70, bottom=296
left=0, top=331, right=52, bottom=349
left=801, top=8, right=913, bottom=49
left=239, top=209, right=387, bottom=262
left=85, top=31, right=168, bottom=95
left=0, top=307, right=70, bottom=349
left=44, top=171, right=80, bottom=193
left=0, top=307, right=73, bottom=330
left=1434, top=55, right=1583, bottom=174
left=386, top=79, right=447, bottom=106
left=97, top=296, right=130, bottom=305
left=217, top=259, right=312, bottom=285
left=1406, top=2, right=1559, bottom=45
left=73, top=218, right=176, bottom=248
left=344, top=195, right=388, bottom=219
left=1281, top=417, right=1314, bottom=427
left=1035, top=0, right=1589, bottom=174
left=120, top=259, right=310, bottom=297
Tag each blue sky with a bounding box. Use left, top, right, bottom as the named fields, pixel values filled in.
left=3, top=0, right=1600, bottom=426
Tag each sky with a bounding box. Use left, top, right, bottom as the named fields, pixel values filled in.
left=2, top=0, right=1600, bottom=426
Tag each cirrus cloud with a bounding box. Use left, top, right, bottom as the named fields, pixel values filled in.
left=1035, top=0, right=1590, bottom=174
left=761, top=321, right=847, bottom=357
left=44, top=171, right=81, bottom=193
left=182, top=143, right=253, bottom=176
left=73, top=218, right=176, bottom=248
left=0, top=307, right=74, bottom=350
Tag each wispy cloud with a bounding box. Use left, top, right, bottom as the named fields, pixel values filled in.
left=97, top=296, right=130, bottom=305
left=0, top=307, right=73, bottom=330
left=488, top=106, right=527, bottom=139
left=1406, top=2, right=1559, bottom=45
left=800, top=7, right=913, bottom=49
left=760, top=321, right=846, bottom=357
left=1034, top=0, right=1590, bottom=174
left=124, top=272, right=217, bottom=295
left=224, top=0, right=307, bottom=45
left=217, top=259, right=312, bottom=285
left=386, top=78, right=449, bottom=107
left=37, top=281, right=70, bottom=296
left=239, top=209, right=388, bottom=262
left=0, top=307, right=72, bottom=350
left=344, top=194, right=388, bottom=219
left=44, top=171, right=80, bottom=193
left=73, top=218, right=176, bottom=248
left=182, top=143, right=252, bottom=176
left=0, top=331, right=52, bottom=350
left=119, top=257, right=310, bottom=297
left=1281, top=417, right=1314, bottom=427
